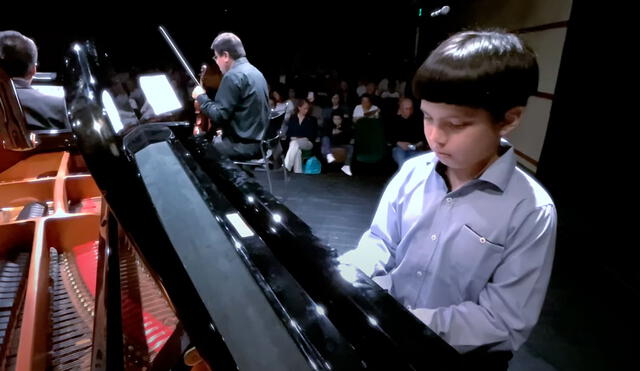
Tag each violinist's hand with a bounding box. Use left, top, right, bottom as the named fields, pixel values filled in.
left=192, top=86, right=206, bottom=99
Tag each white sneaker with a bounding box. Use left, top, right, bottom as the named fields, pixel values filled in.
left=326, top=153, right=336, bottom=163
left=341, top=165, right=352, bottom=176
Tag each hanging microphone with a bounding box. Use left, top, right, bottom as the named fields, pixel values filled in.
left=430, top=5, right=450, bottom=17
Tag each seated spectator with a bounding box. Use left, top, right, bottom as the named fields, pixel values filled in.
left=337, top=80, right=357, bottom=110
left=380, top=80, right=400, bottom=124
left=0, top=30, right=67, bottom=130
left=380, top=80, right=400, bottom=99
left=355, top=78, right=367, bottom=97
left=108, top=75, right=138, bottom=128
left=390, top=98, right=428, bottom=166
left=322, top=113, right=354, bottom=176
left=306, top=91, right=324, bottom=127
left=284, top=87, right=297, bottom=122
left=270, top=85, right=288, bottom=112
left=284, top=99, right=318, bottom=173
left=121, top=72, right=146, bottom=117
left=352, top=93, right=380, bottom=122
left=322, top=92, right=350, bottom=125
left=365, top=81, right=381, bottom=107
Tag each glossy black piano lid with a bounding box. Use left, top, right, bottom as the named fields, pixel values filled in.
left=184, top=138, right=462, bottom=370
left=64, top=41, right=238, bottom=370
left=63, top=41, right=367, bottom=371
left=64, top=41, right=462, bottom=370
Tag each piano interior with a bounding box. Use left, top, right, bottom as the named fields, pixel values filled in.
left=0, top=40, right=463, bottom=370
left=0, top=152, right=179, bottom=370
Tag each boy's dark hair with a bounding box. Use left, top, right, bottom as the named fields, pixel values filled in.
left=0, top=30, right=38, bottom=78
left=211, top=32, right=246, bottom=60
left=412, top=29, right=538, bottom=120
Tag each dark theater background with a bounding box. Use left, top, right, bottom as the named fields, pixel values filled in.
left=2, top=1, right=465, bottom=90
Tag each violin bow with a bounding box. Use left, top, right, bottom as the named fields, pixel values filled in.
left=158, top=25, right=200, bottom=86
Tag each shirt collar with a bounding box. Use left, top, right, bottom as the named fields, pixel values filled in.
left=477, top=139, right=516, bottom=192
left=230, top=57, right=248, bottom=71
left=431, top=139, right=516, bottom=193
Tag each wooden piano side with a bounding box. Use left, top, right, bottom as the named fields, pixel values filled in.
left=0, top=147, right=26, bottom=176
left=0, top=151, right=64, bottom=184
left=12, top=151, right=101, bottom=370
left=0, top=151, right=65, bottom=370
left=14, top=206, right=50, bottom=370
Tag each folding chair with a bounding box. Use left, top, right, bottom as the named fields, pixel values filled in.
left=233, top=106, right=287, bottom=193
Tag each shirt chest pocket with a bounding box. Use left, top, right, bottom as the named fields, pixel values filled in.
left=449, top=225, right=504, bottom=297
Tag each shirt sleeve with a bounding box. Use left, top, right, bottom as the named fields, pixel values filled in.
left=370, top=105, right=380, bottom=118
left=197, top=72, right=242, bottom=125
left=416, top=204, right=557, bottom=353
left=339, top=165, right=411, bottom=276
left=352, top=105, right=364, bottom=122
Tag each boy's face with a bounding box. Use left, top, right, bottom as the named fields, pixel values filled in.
left=420, top=100, right=510, bottom=174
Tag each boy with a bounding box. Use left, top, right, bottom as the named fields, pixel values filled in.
left=340, top=30, right=556, bottom=369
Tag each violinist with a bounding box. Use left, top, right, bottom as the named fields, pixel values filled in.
left=191, top=32, right=269, bottom=161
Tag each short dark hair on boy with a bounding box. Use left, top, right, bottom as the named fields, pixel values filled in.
left=412, top=29, right=538, bottom=120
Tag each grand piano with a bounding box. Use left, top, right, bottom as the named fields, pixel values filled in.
left=0, top=39, right=463, bottom=370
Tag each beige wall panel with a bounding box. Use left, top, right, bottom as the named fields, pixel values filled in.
left=506, top=96, right=552, bottom=163
left=520, top=28, right=567, bottom=94
left=464, top=0, right=572, bottom=30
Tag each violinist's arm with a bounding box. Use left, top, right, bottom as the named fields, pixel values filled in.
left=195, top=74, right=241, bottom=124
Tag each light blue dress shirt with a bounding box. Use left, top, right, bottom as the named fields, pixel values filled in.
left=340, top=143, right=556, bottom=353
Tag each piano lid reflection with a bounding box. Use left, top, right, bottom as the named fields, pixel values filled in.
left=1, top=36, right=463, bottom=370
left=64, top=40, right=463, bottom=370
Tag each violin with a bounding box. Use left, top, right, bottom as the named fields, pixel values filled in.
left=193, top=62, right=222, bottom=136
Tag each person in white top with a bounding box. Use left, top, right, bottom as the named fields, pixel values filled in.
left=352, top=93, right=380, bottom=122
